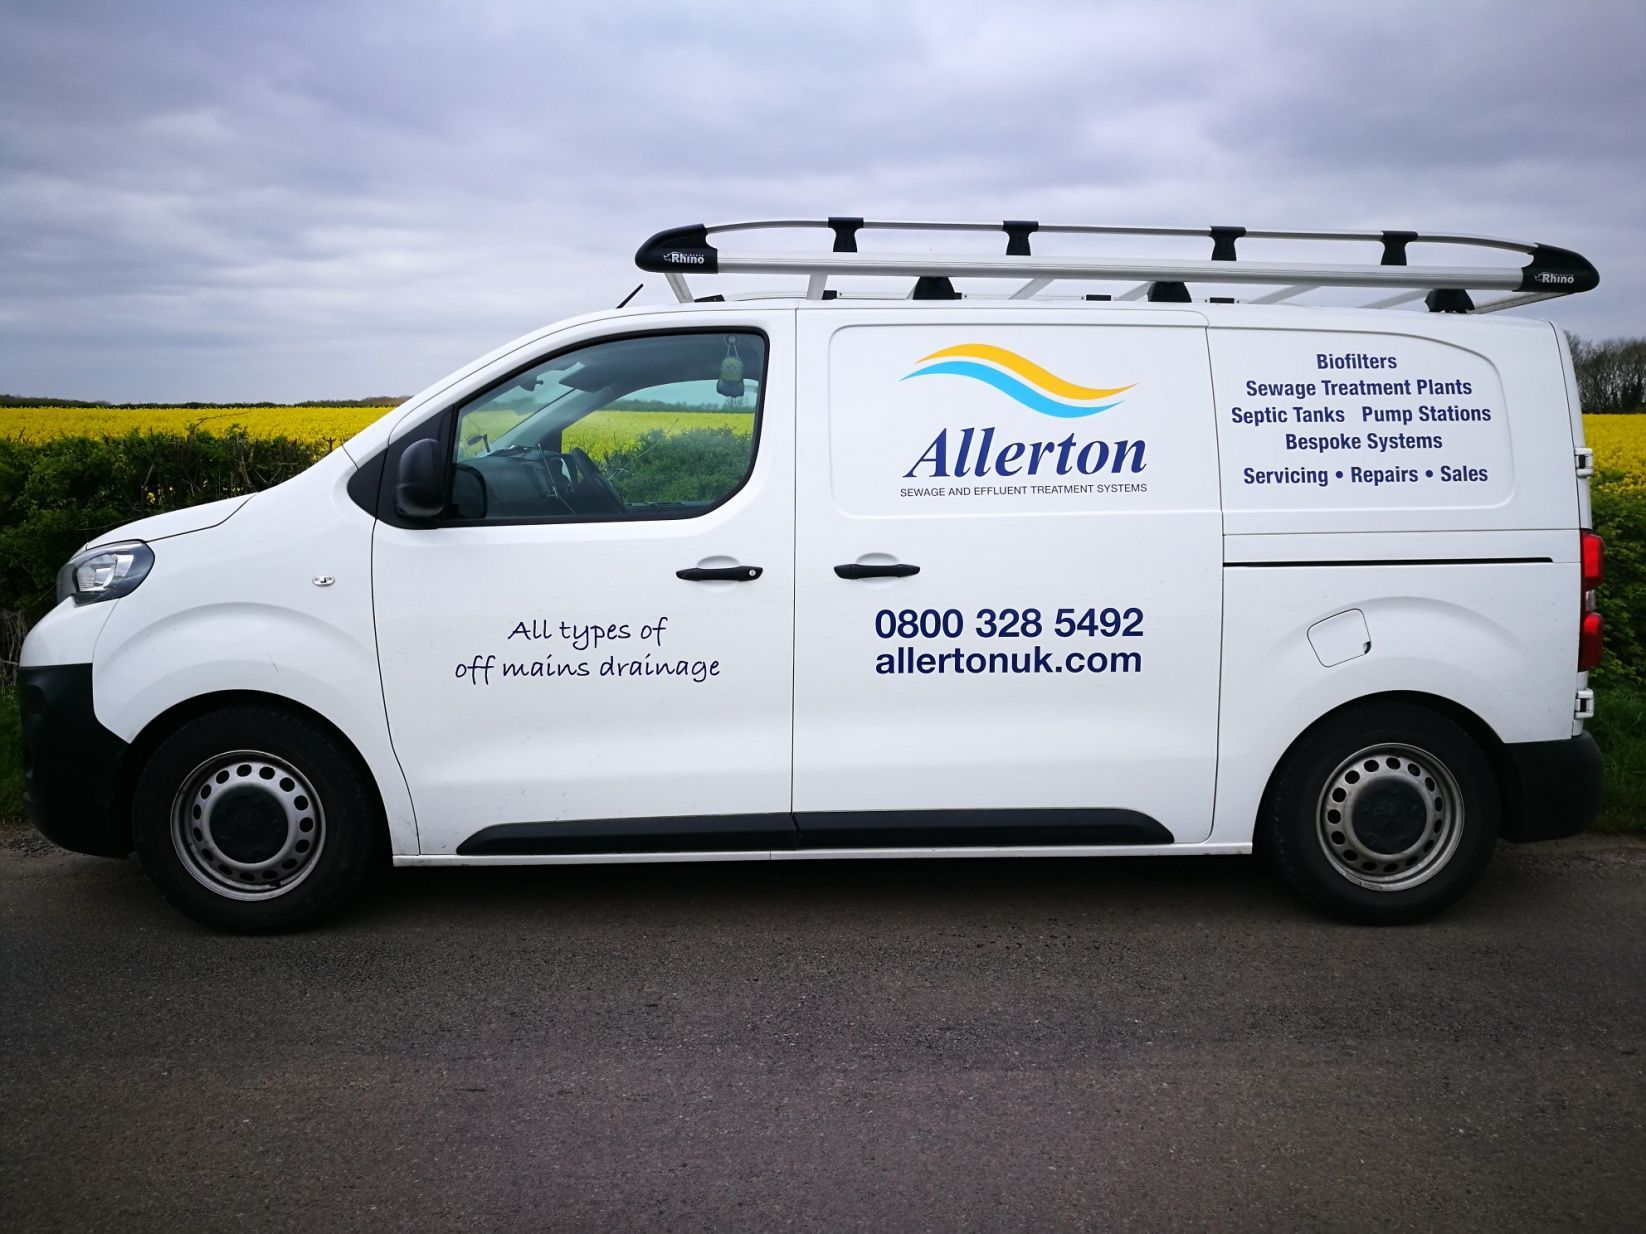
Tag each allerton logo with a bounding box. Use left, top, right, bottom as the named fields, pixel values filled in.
left=902, top=343, right=1135, bottom=418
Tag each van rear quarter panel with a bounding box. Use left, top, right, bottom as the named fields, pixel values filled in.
left=1208, top=312, right=1581, bottom=844
left=1211, top=558, right=1579, bottom=843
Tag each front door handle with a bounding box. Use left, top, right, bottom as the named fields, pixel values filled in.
left=677, top=565, right=763, bottom=582
left=834, top=563, right=920, bottom=580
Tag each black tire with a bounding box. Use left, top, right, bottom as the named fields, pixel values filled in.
left=1259, top=701, right=1499, bottom=924
left=131, top=706, right=387, bottom=933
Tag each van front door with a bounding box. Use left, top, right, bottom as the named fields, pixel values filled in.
left=792, top=309, right=1221, bottom=847
left=372, top=315, right=796, bottom=856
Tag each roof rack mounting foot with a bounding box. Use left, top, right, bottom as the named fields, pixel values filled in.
left=1147, top=281, right=1192, bottom=303
left=1381, top=230, right=1417, bottom=266
left=912, top=276, right=960, bottom=300
left=1003, top=220, right=1038, bottom=257
left=828, top=216, right=862, bottom=253
left=1210, top=226, right=1244, bottom=261
left=1425, top=288, right=1474, bottom=314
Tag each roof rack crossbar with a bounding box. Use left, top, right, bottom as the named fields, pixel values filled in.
left=1362, top=290, right=1428, bottom=310
left=636, top=219, right=1598, bottom=310
left=1251, top=285, right=1311, bottom=304
left=1471, top=290, right=1562, bottom=315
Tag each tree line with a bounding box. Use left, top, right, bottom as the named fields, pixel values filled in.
left=1569, top=335, right=1646, bottom=413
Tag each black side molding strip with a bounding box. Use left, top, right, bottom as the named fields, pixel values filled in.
left=458, top=814, right=796, bottom=856
left=455, top=810, right=1173, bottom=856
left=1226, top=556, right=1553, bottom=568
left=798, top=809, right=1170, bottom=849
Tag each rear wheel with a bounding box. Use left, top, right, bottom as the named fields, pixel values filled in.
left=132, top=706, right=386, bottom=933
left=1260, top=701, right=1499, bottom=924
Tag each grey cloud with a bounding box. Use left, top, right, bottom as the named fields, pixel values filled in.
left=1, top=0, right=1641, bottom=401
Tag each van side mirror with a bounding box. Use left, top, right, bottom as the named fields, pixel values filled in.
left=395, top=437, right=447, bottom=519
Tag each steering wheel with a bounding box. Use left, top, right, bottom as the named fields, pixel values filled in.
left=565, top=447, right=625, bottom=514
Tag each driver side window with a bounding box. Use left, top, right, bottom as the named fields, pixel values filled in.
left=450, top=330, right=764, bottom=523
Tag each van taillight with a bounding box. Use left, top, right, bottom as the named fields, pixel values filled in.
left=1579, top=531, right=1604, bottom=671
left=1582, top=531, right=1604, bottom=591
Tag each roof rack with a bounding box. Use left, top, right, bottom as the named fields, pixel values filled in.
left=635, top=218, right=1599, bottom=315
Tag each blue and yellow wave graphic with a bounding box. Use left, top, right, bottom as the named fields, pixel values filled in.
left=901, top=344, right=1134, bottom=418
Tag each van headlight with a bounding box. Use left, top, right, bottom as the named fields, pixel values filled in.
left=56, top=541, right=155, bottom=605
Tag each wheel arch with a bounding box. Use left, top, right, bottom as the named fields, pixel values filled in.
left=1252, top=690, right=1517, bottom=853
left=111, top=690, right=395, bottom=855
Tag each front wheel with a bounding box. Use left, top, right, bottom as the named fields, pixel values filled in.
left=131, top=706, right=386, bottom=933
left=1260, top=702, right=1499, bottom=924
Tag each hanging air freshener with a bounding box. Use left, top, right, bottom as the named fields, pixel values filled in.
left=717, top=335, right=745, bottom=399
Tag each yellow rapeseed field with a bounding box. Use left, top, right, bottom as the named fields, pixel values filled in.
left=0, top=404, right=390, bottom=445
left=1581, top=414, right=1646, bottom=490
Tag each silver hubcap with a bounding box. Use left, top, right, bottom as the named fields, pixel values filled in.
left=170, top=750, right=326, bottom=900
left=1316, top=743, right=1462, bottom=891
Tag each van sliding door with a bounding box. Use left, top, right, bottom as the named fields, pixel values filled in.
left=791, top=309, right=1221, bottom=847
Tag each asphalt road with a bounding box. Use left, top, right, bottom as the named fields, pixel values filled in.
left=2, top=830, right=1643, bottom=1233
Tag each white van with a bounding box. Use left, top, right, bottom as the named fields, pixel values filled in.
left=18, top=219, right=1606, bottom=932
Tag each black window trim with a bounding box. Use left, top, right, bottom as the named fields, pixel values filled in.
left=367, top=325, right=770, bottom=530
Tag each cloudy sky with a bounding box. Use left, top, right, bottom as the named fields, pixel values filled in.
left=2, top=0, right=1642, bottom=402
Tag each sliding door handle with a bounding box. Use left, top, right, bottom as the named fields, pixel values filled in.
left=677, top=565, right=763, bottom=582
left=834, top=563, right=920, bottom=580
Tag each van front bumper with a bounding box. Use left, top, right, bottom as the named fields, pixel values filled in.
left=1499, top=731, right=1604, bottom=842
left=16, top=664, right=133, bottom=858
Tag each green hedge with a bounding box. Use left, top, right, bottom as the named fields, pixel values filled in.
left=0, top=684, right=20, bottom=823
left=0, top=431, right=326, bottom=625
left=1589, top=473, right=1646, bottom=689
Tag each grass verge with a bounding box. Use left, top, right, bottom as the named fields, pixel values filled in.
left=1589, top=683, right=1646, bottom=833
left=0, top=682, right=1640, bottom=836
left=1, top=685, right=21, bottom=825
